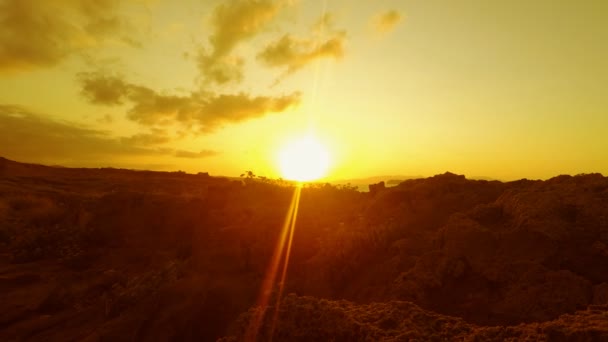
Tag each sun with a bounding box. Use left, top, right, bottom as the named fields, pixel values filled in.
left=278, top=135, right=331, bottom=182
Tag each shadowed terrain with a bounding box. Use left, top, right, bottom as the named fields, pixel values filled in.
left=1, top=156, right=607, bottom=341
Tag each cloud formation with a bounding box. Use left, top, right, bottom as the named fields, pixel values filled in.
left=197, top=0, right=281, bottom=85
left=257, top=32, right=345, bottom=74
left=196, top=54, right=246, bottom=85
left=0, top=105, right=217, bottom=165
left=78, top=72, right=301, bottom=132
left=175, top=149, right=218, bottom=159
left=125, top=88, right=302, bottom=133
left=371, top=10, right=402, bottom=34
left=79, top=71, right=130, bottom=105
left=0, top=0, right=135, bottom=72
left=0, top=105, right=158, bottom=162
left=257, top=13, right=346, bottom=81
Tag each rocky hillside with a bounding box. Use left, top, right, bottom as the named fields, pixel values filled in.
left=223, top=295, right=608, bottom=341
left=1, top=157, right=607, bottom=341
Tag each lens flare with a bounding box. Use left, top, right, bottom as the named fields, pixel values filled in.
left=246, top=185, right=302, bottom=341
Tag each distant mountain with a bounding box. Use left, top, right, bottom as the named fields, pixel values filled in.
left=469, top=175, right=501, bottom=181
left=330, top=175, right=423, bottom=191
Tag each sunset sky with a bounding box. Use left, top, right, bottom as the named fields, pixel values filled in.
left=1, top=0, right=607, bottom=181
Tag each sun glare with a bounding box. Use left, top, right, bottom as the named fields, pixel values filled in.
left=278, top=135, right=331, bottom=182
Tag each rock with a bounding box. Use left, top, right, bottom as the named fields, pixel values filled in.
left=593, top=283, right=608, bottom=305
left=368, top=181, right=386, bottom=196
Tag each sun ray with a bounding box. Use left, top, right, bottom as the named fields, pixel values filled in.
left=246, top=184, right=303, bottom=342
left=269, top=184, right=301, bottom=340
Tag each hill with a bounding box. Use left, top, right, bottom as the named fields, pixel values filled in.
left=1, top=157, right=607, bottom=341
left=329, top=175, right=423, bottom=191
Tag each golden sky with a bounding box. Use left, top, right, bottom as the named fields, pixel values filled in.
left=0, top=0, right=607, bottom=180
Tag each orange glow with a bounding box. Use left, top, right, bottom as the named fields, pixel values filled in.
left=246, top=185, right=302, bottom=341
left=277, top=135, right=331, bottom=181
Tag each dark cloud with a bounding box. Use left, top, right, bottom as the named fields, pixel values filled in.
left=193, top=92, right=302, bottom=133
left=175, top=149, right=218, bottom=159
left=0, top=105, right=159, bottom=163
left=125, top=86, right=196, bottom=126
left=257, top=14, right=346, bottom=81
left=79, top=73, right=301, bottom=132
left=197, top=0, right=281, bottom=85
left=0, top=0, right=136, bottom=72
left=257, top=33, right=345, bottom=73
left=125, top=88, right=302, bottom=133
left=0, top=105, right=219, bottom=166
left=1, top=1, right=71, bottom=71
left=209, top=0, right=279, bottom=58
left=196, top=53, right=245, bottom=85
left=78, top=71, right=131, bottom=105
left=72, top=0, right=303, bottom=135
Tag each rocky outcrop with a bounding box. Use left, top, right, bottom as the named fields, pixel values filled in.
left=222, top=294, right=608, bottom=341
left=1, top=157, right=608, bottom=340
left=368, top=181, right=386, bottom=196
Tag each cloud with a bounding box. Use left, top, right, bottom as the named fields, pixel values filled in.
left=175, top=149, right=218, bottom=159
left=196, top=54, right=245, bottom=85
left=0, top=105, right=160, bottom=163
left=0, top=0, right=136, bottom=72
left=78, top=71, right=131, bottom=105
left=197, top=0, right=282, bottom=85
left=257, top=33, right=345, bottom=74
left=0, top=105, right=220, bottom=166
left=256, top=13, right=346, bottom=82
left=192, top=92, right=301, bottom=132
left=120, top=129, right=171, bottom=146
left=209, top=0, right=280, bottom=58
left=78, top=73, right=301, bottom=132
left=126, top=89, right=302, bottom=133
left=0, top=1, right=70, bottom=71
left=371, top=10, right=402, bottom=34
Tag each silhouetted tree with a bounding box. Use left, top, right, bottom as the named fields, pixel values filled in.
left=240, top=170, right=255, bottom=179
